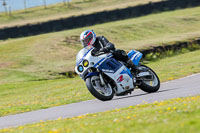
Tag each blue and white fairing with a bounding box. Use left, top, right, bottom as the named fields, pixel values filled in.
left=75, top=46, right=109, bottom=78
left=128, top=50, right=143, bottom=66
left=75, top=46, right=135, bottom=94
left=97, top=58, right=134, bottom=93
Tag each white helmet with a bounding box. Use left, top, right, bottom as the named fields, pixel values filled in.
left=80, top=30, right=96, bottom=47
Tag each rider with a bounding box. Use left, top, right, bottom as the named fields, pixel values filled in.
left=80, top=30, right=140, bottom=72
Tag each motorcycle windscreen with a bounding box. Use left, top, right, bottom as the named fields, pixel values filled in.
left=76, top=46, right=93, bottom=66
left=98, top=58, right=122, bottom=73
left=127, top=50, right=143, bottom=66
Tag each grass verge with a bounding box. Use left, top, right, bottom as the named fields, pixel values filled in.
left=0, top=50, right=199, bottom=117
left=1, top=95, right=200, bottom=133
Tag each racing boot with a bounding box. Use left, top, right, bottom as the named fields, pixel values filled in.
left=126, top=59, right=140, bottom=73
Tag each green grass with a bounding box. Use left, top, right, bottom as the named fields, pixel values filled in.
left=0, top=6, right=200, bottom=117
left=143, top=43, right=200, bottom=61
left=0, top=77, right=91, bottom=117
left=1, top=95, right=200, bottom=133
left=0, top=49, right=199, bottom=117
left=147, top=49, right=200, bottom=81
left=1, top=6, right=200, bottom=82
left=0, top=0, right=161, bottom=28
left=0, top=3, right=199, bottom=131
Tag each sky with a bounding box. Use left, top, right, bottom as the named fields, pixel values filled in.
left=0, top=0, right=70, bottom=12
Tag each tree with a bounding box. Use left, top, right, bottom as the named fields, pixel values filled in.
left=8, top=5, right=12, bottom=16
left=24, top=0, right=27, bottom=11
left=2, top=0, right=7, bottom=15
left=67, top=0, right=70, bottom=7
left=63, top=0, right=66, bottom=5
left=43, top=0, right=47, bottom=8
left=63, top=0, right=70, bottom=7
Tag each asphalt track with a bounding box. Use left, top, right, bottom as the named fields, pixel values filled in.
left=0, top=73, right=200, bottom=129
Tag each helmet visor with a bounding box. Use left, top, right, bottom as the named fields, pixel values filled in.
left=81, top=34, right=93, bottom=47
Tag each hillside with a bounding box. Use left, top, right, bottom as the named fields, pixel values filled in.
left=0, top=0, right=161, bottom=28
left=1, top=0, right=199, bottom=40
left=0, top=6, right=200, bottom=82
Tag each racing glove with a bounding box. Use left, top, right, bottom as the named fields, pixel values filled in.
left=99, top=47, right=109, bottom=53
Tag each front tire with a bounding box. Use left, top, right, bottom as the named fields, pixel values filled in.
left=138, top=65, right=160, bottom=93
left=86, top=76, right=114, bottom=101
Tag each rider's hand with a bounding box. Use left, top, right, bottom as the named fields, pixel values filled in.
left=91, top=48, right=97, bottom=56
left=99, top=47, right=109, bottom=53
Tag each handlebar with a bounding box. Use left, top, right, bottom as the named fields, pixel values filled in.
left=93, top=52, right=106, bottom=56
left=92, top=50, right=114, bottom=56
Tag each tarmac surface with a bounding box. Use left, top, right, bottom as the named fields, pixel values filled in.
left=0, top=73, right=200, bottom=129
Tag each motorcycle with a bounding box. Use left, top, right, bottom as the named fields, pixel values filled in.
left=75, top=46, right=160, bottom=101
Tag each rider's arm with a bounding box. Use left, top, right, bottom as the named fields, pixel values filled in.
left=99, top=36, right=115, bottom=52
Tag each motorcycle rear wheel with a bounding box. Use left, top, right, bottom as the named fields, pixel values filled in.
left=86, top=76, right=114, bottom=101
left=138, top=65, right=160, bottom=93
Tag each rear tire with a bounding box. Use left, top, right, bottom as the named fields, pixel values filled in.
left=86, top=76, right=114, bottom=101
left=138, top=65, right=160, bottom=93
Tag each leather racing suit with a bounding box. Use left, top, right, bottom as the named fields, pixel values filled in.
left=92, top=36, right=137, bottom=71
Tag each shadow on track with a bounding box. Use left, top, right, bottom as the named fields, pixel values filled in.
left=113, top=87, right=179, bottom=101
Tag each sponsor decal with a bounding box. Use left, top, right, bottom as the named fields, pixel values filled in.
left=120, top=68, right=132, bottom=78
left=117, top=75, right=124, bottom=82
left=125, top=86, right=130, bottom=90
left=102, top=69, right=114, bottom=73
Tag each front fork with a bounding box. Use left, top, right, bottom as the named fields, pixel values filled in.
left=97, top=70, right=117, bottom=93
left=99, top=73, right=106, bottom=86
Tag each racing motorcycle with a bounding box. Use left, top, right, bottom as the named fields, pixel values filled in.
left=75, top=46, right=160, bottom=101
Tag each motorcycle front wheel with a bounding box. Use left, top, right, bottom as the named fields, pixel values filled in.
left=138, top=65, right=160, bottom=93
left=86, top=76, right=114, bottom=101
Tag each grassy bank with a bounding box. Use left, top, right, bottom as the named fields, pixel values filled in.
left=0, top=0, right=161, bottom=28
left=1, top=6, right=200, bottom=81
left=0, top=49, right=199, bottom=117
left=1, top=95, right=200, bottom=133
left=0, top=5, right=200, bottom=117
